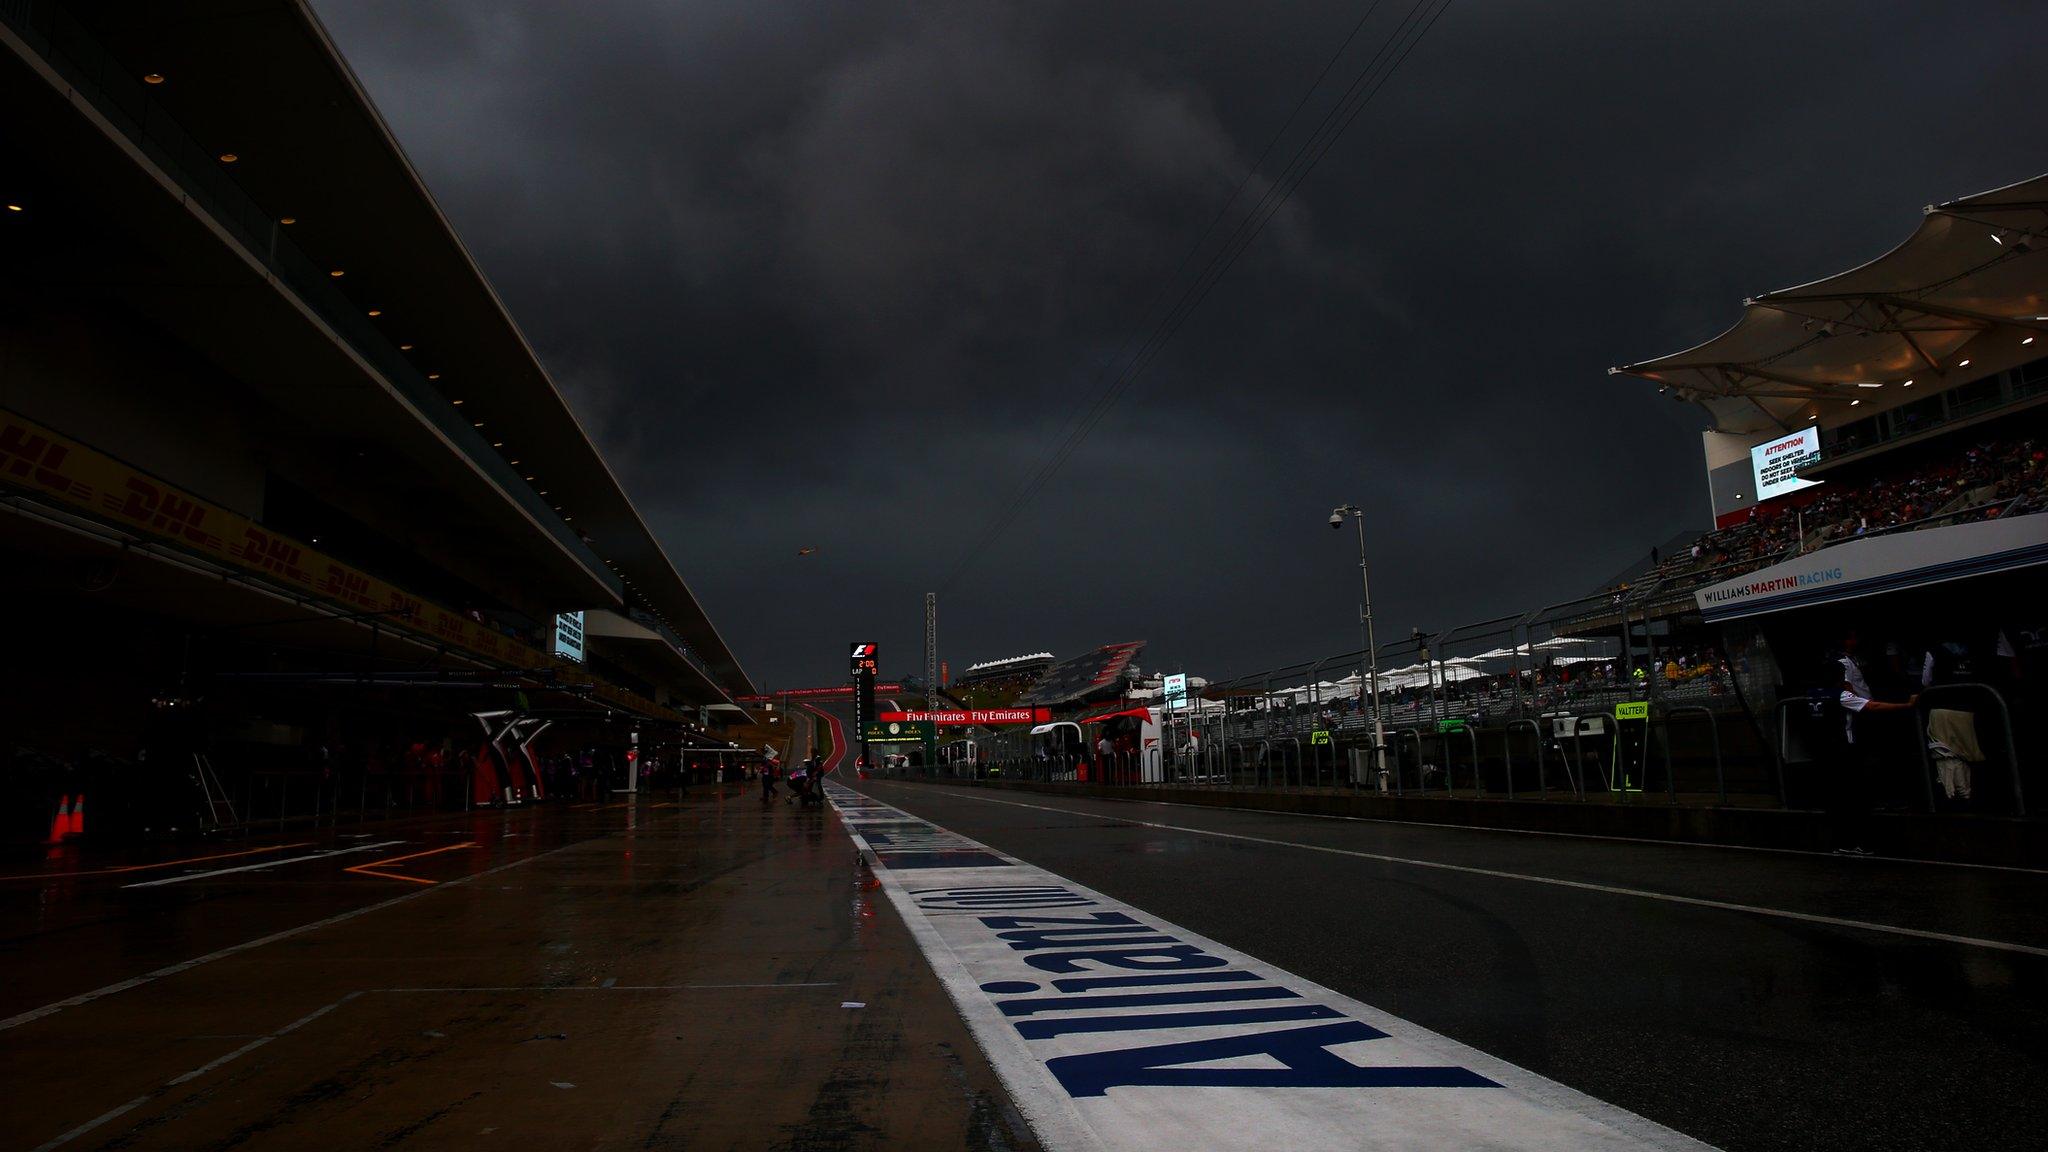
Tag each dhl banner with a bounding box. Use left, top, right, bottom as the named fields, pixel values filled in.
left=0, top=407, right=559, bottom=671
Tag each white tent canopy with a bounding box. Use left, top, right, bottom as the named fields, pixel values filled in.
left=1611, top=172, right=2048, bottom=437
left=1470, top=645, right=1530, bottom=660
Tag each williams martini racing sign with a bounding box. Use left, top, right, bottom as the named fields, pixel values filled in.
left=880, top=708, right=1052, bottom=726
left=1695, top=514, right=2048, bottom=622
left=825, top=784, right=1709, bottom=1151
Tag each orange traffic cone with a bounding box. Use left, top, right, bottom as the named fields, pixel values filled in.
left=68, top=794, right=85, bottom=838
left=47, top=795, right=70, bottom=844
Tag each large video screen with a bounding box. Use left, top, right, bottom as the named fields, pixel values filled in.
left=1749, top=427, right=1824, bottom=502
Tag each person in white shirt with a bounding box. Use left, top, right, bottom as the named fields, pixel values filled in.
left=1828, top=631, right=1916, bottom=853
left=1839, top=634, right=1917, bottom=743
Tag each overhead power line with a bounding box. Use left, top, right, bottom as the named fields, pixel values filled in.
left=940, top=0, right=1457, bottom=593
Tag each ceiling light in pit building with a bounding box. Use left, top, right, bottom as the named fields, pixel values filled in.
left=279, top=216, right=296, bottom=225
left=144, top=73, right=165, bottom=84
left=329, top=269, right=344, bottom=278
left=218, top=153, right=238, bottom=163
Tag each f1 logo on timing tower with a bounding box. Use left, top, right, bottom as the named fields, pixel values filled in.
left=850, top=641, right=879, bottom=729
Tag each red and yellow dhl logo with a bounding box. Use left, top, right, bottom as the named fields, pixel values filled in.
left=3, top=407, right=560, bottom=670
left=115, top=477, right=221, bottom=550
left=381, top=591, right=424, bottom=623
left=233, top=526, right=311, bottom=582
left=319, top=564, right=378, bottom=610
left=430, top=610, right=472, bottom=641
left=0, top=421, right=86, bottom=500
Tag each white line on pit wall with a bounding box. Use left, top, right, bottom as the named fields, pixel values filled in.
left=823, top=783, right=1716, bottom=1152
left=121, top=841, right=407, bottom=888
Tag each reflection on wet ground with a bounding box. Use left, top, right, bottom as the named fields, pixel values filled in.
left=0, top=789, right=1036, bottom=1151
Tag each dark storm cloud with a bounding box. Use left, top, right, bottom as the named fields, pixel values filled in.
left=315, top=0, right=2048, bottom=688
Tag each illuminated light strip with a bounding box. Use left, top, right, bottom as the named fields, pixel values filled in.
left=343, top=841, right=478, bottom=885
left=0, top=842, right=313, bottom=882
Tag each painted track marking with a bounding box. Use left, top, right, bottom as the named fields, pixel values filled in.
left=887, top=784, right=2048, bottom=959
left=0, top=842, right=315, bottom=882
left=828, top=782, right=1718, bottom=1152
left=344, top=841, right=478, bottom=884
left=1, top=837, right=587, bottom=1033
left=1009, top=786, right=2048, bottom=875
left=120, top=841, right=405, bottom=888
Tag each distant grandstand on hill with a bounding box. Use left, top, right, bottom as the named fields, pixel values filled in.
left=949, top=651, right=1056, bottom=707
left=1018, top=642, right=1146, bottom=710
left=957, top=652, right=1055, bottom=686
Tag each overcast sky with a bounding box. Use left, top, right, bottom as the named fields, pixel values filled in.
left=316, top=0, right=2048, bottom=691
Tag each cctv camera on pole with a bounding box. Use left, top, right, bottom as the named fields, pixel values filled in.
left=1330, top=505, right=1387, bottom=786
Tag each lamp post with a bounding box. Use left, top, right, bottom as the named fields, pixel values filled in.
left=1330, top=505, right=1386, bottom=783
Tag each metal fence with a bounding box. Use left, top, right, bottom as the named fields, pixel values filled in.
left=957, top=549, right=2033, bottom=816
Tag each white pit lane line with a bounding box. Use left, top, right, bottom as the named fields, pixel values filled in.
left=120, top=840, right=406, bottom=888
left=825, top=783, right=1715, bottom=1152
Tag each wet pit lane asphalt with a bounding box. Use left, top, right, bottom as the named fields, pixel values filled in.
left=847, top=777, right=2048, bottom=1152
left=0, top=789, right=1036, bottom=1152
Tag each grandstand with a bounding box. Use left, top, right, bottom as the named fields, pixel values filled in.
left=1136, top=176, right=2048, bottom=811
left=949, top=652, right=1054, bottom=707
left=956, top=652, right=1055, bottom=687
left=0, top=1, right=753, bottom=837
left=1606, top=173, right=2048, bottom=621
left=1017, top=642, right=1146, bottom=710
